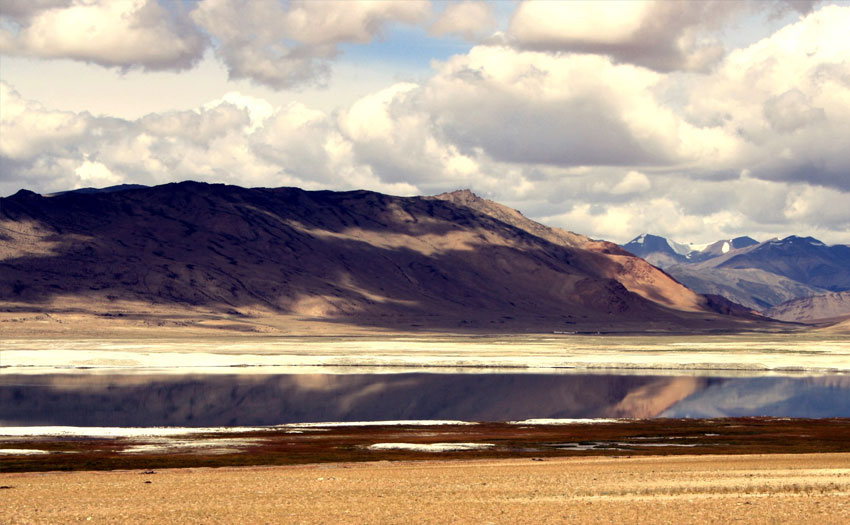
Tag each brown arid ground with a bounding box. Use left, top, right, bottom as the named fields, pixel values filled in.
left=1, top=453, right=849, bottom=524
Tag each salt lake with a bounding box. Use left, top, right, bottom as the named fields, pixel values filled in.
left=2, top=371, right=849, bottom=428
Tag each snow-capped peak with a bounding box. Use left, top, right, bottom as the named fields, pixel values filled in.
left=721, top=241, right=731, bottom=254
left=686, top=241, right=711, bottom=253
left=666, top=238, right=693, bottom=256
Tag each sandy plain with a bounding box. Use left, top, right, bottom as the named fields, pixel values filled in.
left=1, top=454, right=849, bottom=524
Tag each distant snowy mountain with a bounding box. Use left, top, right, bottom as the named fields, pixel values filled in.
left=623, top=234, right=758, bottom=268
left=622, top=234, right=684, bottom=268
left=698, top=237, right=760, bottom=259
left=622, top=234, right=850, bottom=312
left=715, top=236, right=850, bottom=291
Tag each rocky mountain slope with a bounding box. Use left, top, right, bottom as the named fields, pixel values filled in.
left=765, top=291, right=850, bottom=323
left=667, top=266, right=829, bottom=311
left=0, top=182, right=767, bottom=333
left=622, top=234, right=850, bottom=311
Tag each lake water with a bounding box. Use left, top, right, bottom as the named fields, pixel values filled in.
left=2, top=372, right=849, bottom=427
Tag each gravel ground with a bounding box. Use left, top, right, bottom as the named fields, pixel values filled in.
left=2, top=453, right=849, bottom=524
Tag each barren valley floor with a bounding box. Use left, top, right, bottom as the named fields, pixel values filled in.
left=2, top=454, right=849, bottom=524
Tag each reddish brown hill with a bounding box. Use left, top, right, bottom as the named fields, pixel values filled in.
left=0, top=182, right=770, bottom=333
left=434, top=190, right=709, bottom=313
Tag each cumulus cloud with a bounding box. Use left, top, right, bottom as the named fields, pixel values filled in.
left=338, top=81, right=488, bottom=190
left=507, top=0, right=736, bottom=72
left=539, top=198, right=708, bottom=243
left=0, top=0, right=207, bottom=71
left=685, top=4, right=850, bottom=191
left=505, top=0, right=824, bottom=73
left=768, top=0, right=821, bottom=17
left=0, top=82, right=89, bottom=161
left=0, top=0, right=430, bottom=87
left=74, top=159, right=122, bottom=188
left=0, top=1, right=72, bottom=20
left=422, top=48, right=686, bottom=167
left=0, top=82, right=414, bottom=197
left=335, top=44, right=737, bottom=177
left=191, top=0, right=429, bottom=89
left=534, top=173, right=850, bottom=246
left=610, top=170, right=652, bottom=195
left=763, top=89, right=826, bottom=133
left=784, top=185, right=850, bottom=230
left=430, top=1, right=496, bottom=41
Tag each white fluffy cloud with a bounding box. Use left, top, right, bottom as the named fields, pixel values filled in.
left=507, top=0, right=735, bottom=72
left=0, top=80, right=420, bottom=197
left=342, top=86, right=499, bottom=197
left=685, top=4, right=850, bottom=191
left=331, top=42, right=740, bottom=191
left=0, top=83, right=88, bottom=161
left=430, top=1, right=496, bottom=41
left=610, top=171, right=652, bottom=195
left=421, top=47, right=704, bottom=167
left=535, top=174, right=850, bottom=246
left=0, top=82, right=92, bottom=191
left=506, top=0, right=823, bottom=73
left=0, top=0, right=429, bottom=87
left=539, top=198, right=709, bottom=244
left=190, top=0, right=429, bottom=89
left=0, top=1, right=72, bottom=20
left=0, top=0, right=207, bottom=70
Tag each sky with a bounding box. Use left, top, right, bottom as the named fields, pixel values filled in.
left=1, top=0, right=849, bottom=245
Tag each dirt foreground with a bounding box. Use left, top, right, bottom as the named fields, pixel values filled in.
left=2, top=453, right=849, bottom=524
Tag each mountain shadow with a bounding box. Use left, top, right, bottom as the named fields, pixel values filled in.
left=0, top=182, right=773, bottom=333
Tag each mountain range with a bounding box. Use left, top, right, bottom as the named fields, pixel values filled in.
left=623, top=234, right=760, bottom=268
left=0, top=182, right=772, bottom=335
left=623, top=233, right=850, bottom=317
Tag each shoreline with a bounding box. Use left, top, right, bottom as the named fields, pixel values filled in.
left=4, top=418, right=850, bottom=474
left=3, top=331, right=850, bottom=374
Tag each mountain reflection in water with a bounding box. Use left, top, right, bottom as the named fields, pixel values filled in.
left=1, top=373, right=848, bottom=427
left=661, top=376, right=850, bottom=418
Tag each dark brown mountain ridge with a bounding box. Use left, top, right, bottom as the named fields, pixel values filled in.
left=0, top=181, right=773, bottom=333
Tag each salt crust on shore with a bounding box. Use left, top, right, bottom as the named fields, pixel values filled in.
left=367, top=443, right=494, bottom=452
left=122, top=438, right=266, bottom=455
left=508, top=418, right=623, bottom=425
left=0, top=449, right=49, bottom=455
left=0, top=426, right=270, bottom=438
left=3, top=334, right=848, bottom=374
left=0, top=421, right=479, bottom=438
left=285, top=420, right=476, bottom=428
